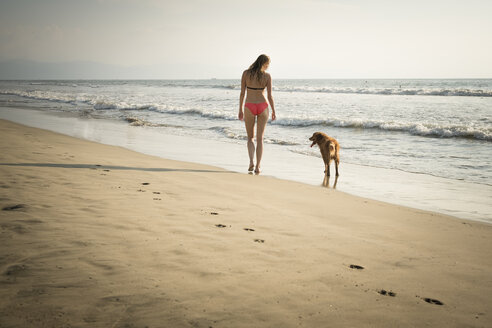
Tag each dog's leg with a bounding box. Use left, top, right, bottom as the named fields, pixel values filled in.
left=335, top=145, right=340, bottom=176
left=322, top=153, right=330, bottom=176
left=326, top=156, right=331, bottom=177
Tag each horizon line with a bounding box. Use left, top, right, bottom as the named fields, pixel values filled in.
left=1, top=77, right=492, bottom=81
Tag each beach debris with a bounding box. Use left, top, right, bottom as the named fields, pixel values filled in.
left=142, top=182, right=150, bottom=185
left=254, top=239, right=265, bottom=243
left=244, top=228, right=255, bottom=232
left=378, top=289, right=396, bottom=297
left=349, top=264, right=364, bottom=270
left=215, top=224, right=227, bottom=228
left=2, top=204, right=26, bottom=211
left=423, top=298, right=444, bottom=305
left=210, top=212, right=219, bottom=215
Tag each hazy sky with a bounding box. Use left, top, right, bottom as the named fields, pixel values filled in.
left=0, top=0, right=491, bottom=78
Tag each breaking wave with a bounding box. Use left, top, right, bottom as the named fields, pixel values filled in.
left=2, top=88, right=490, bottom=141
left=274, top=117, right=492, bottom=141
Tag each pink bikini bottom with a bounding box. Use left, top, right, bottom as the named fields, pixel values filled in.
left=245, top=102, right=268, bottom=116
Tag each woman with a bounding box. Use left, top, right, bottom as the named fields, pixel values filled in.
left=238, top=54, right=276, bottom=174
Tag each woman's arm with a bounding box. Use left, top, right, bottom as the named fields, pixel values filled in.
left=266, top=74, right=276, bottom=121
left=238, top=71, right=246, bottom=121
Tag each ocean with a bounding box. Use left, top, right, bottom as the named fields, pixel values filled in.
left=0, top=79, right=491, bottom=222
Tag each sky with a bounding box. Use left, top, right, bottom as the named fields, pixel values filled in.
left=0, top=0, right=491, bottom=79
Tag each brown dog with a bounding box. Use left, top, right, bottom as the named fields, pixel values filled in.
left=309, top=132, right=340, bottom=176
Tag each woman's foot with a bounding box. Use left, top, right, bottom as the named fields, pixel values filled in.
left=248, top=163, right=255, bottom=172
left=254, top=166, right=261, bottom=174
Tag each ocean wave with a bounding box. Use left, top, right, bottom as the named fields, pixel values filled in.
left=151, top=107, right=236, bottom=121
left=124, top=117, right=184, bottom=128
left=5, top=80, right=492, bottom=97
left=208, top=126, right=246, bottom=141
left=155, top=82, right=240, bottom=91
left=0, top=88, right=237, bottom=119
left=274, top=117, right=492, bottom=141
left=27, top=82, right=78, bottom=87
left=273, top=86, right=492, bottom=97
left=143, top=82, right=492, bottom=97
left=2, top=89, right=490, bottom=141
left=0, top=89, right=162, bottom=112
left=0, top=89, right=77, bottom=103
left=121, top=121, right=299, bottom=146
left=92, top=101, right=157, bottom=111
left=209, top=126, right=300, bottom=145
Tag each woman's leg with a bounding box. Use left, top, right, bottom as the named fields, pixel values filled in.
left=255, top=108, right=269, bottom=173
left=243, top=107, right=256, bottom=171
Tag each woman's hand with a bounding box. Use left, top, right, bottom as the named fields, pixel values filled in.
left=238, top=109, right=244, bottom=121
left=271, top=110, right=276, bottom=121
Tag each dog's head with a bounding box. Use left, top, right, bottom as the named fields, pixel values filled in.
left=309, top=132, right=323, bottom=147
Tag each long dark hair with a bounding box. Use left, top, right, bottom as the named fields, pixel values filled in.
left=247, top=54, right=270, bottom=83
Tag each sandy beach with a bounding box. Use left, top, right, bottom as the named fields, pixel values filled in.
left=0, top=118, right=491, bottom=327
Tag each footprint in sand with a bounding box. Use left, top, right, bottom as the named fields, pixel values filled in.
left=423, top=298, right=444, bottom=305
left=153, top=192, right=161, bottom=194
left=4, top=264, right=28, bottom=276
left=142, top=182, right=150, bottom=185
left=153, top=198, right=161, bottom=201
left=137, top=189, right=146, bottom=192
left=254, top=239, right=265, bottom=243
left=349, top=264, right=364, bottom=270
left=1, top=223, right=28, bottom=234
left=215, top=224, right=227, bottom=228
left=378, top=289, right=396, bottom=297
left=210, top=212, right=219, bottom=215
left=2, top=204, right=26, bottom=211
left=244, top=228, right=255, bottom=232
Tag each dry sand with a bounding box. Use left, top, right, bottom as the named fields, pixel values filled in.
left=0, top=119, right=491, bottom=328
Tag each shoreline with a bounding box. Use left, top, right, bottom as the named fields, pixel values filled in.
left=1, top=118, right=491, bottom=327
left=0, top=105, right=491, bottom=223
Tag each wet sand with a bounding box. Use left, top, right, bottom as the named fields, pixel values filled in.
left=0, top=119, right=491, bottom=327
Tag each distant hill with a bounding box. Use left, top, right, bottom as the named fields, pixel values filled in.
left=0, top=59, right=157, bottom=80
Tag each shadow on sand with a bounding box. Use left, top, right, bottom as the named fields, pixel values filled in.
left=0, top=163, right=227, bottom=174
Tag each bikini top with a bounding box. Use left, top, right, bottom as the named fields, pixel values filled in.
left=247, top=86, right=265, bottom=90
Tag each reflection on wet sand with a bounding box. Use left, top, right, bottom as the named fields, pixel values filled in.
left=322, top=175, right=338, bottom=189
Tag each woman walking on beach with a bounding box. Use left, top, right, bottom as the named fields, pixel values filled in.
left=238, top=54, right=276, bottom=174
